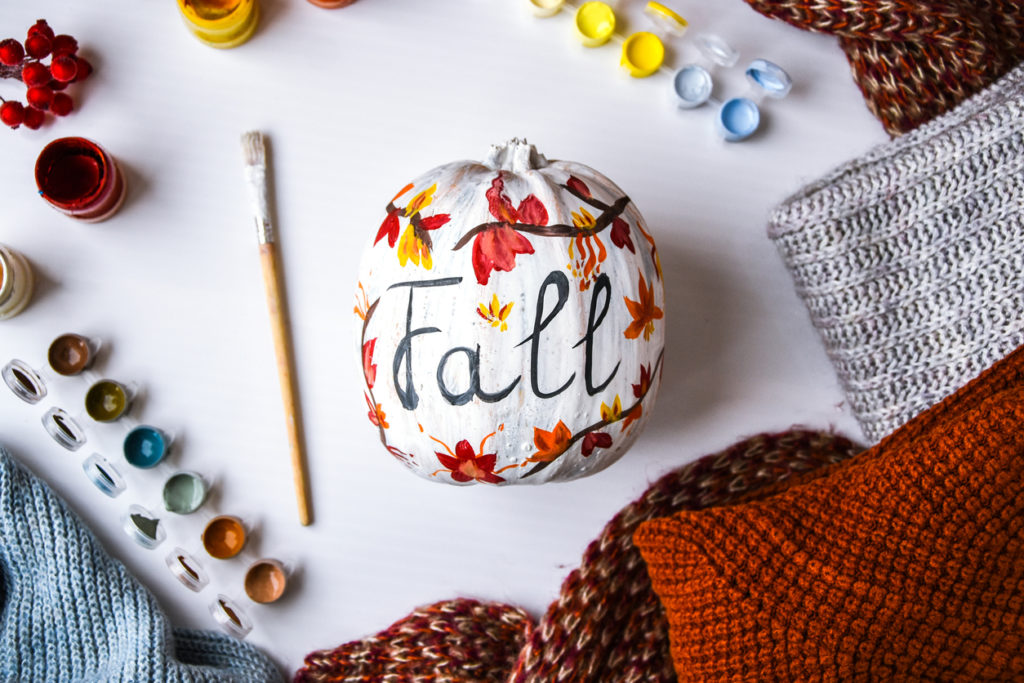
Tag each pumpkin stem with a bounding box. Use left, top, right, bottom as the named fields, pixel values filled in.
left=484, top=138, right=548, bottom=173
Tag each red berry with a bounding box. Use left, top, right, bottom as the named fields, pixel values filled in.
left=48, top=78, right=67, bottom=92
left=72, top=57, right=91, bottom=82
left=26, top=86, right=53, bottom=110
left=50, top=92, right=72, bottom=116
left=22, top=106, right=45, bottom=130
left=50, top=54, right=77, bottom=82
left=51, top=34, right=77, bottom=56
left=21, top=61, right=50, bottom=87
left=27, top=20, right=54, bottom=41
left=0, top=38, right=24, bottom=66
left=0, top=101, right=25, bottom=128
left=24, top=34, right=51, bottom=59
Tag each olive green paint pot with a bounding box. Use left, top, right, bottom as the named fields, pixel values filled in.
left=84, top=379, right=130, bottom=422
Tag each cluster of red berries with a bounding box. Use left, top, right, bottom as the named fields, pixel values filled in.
left=0, top=19, right=92, bottom=130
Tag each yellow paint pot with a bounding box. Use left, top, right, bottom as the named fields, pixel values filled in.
left=644, top=1, right=688, bottom=36
left=575, top=2, right=615, bottom=47
left=621, top=32, right=664, bottom=78
left=176, top=0, right=259, bottom=49
left=529, top=0, right=564, bottom=17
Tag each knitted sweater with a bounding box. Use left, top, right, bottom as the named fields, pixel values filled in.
left=0, top=446, right=284, bottom=682
left=768, top=61, right=1024, bottom=443
left=635, top=343, right=1024, bottom=681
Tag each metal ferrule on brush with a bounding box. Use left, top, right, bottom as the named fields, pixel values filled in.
left=243, top=164, right=274, bottom=245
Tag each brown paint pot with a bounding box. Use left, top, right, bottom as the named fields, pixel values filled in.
left=244, top=558, right=288, bottom=603
left=35, top=137, right=127, bottom=222
left=48, top=333, right=97, bottom=376
left=306, top=0, right=357, bottom=7
left=202, top=515, right=247, bottom=559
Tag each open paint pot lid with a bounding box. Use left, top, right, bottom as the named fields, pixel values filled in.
left=48, top=333, right=96, bottom=376
left=621, top=32, right=665, bottom=78
left=202, top=515, right=247, bottom=559
left=643, top=1, right=687, bottom=36
left=2, top=359, right=47, bottom=404
left=122, top=504, right=166, bottom=549
left=166, top=548, right=210, bottom=592
left=211, top=594, right=253, bottom=638
left=163, top=471, right=210, bottom=514
left=575, top=2, right=615, bottom=47
left=42, top=407, right=86, bottom=451
left=244, top=559, right=288, bottom=604
left=528, top=0, right=564, bottom=17
left=695, top=33, right=739, bottom=68
left=718, top=97, right=761, bottom=142
left=745, top=58, right=792, bottom=98
left=673, top=65, right=712, bottom=108
left=123, top=425, right=170, bottom=468
left=82, top=453, right=126, bottom=498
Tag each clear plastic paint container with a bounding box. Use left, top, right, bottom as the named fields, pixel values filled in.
left=717, top=97, right=761, bottom=141
left=716, top=59, right=792, bottom=142
left=202, top=514, right=248, bottom=559
left=166, top=547, right=211, bottom=592
left=123, top=425, right=172, bottom=469
left=176, top=0, right=259, bottom=49
left=671, top=34, right=738, bottom=109
left=82, top=453, right=127, bottom=497
left=0, top=244, right=34, bottom=320
left=620, top=2, right=687, bottom=78
left=2, top=359, right=47, bottom=404
left=528, top=0, right=564, bottom=17
left=48, top=333, right=100, bottom=376
left=122, top=504, right=167, bottom=549
left=210, top=594, right=254, bottom=638
left=162, top=471, right=210, bottom=514
left=243, top=558, right=290, bottom=604
left=42, top=407, right=87, bottom=451
left=84, top=379, right=135, bottom=422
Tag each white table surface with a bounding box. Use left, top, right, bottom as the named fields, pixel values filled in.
left=0, top=0, right=887, bottom=675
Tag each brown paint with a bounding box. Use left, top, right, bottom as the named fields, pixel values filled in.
left=244, top=559, right=287, bottom=603
left=48, top=334, right=93, bottom=375
left=202, top=515, right=246, bottom=559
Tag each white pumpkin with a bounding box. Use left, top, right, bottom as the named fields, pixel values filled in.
left=355, top=139, right=665, bottom=485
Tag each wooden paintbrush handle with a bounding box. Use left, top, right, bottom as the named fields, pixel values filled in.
left=259, top=241, right=313, bottom=526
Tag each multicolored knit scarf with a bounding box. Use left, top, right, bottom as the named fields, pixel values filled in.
left=741, top=0, right=1024, bottom=135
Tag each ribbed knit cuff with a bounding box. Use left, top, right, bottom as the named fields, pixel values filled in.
left=769, top=61, right=1024, bottom=442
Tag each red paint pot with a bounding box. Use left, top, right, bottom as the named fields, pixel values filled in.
left=306, top=0, right=357, bottom=7
left=35, top=137, right=127, bottom=222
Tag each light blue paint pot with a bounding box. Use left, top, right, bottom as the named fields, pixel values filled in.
left=124, top=425, right=169, bottom=469
left=718, top=97, right=760, bottom=142
left=745, top=58, right=792, bottom=98
left=673, top=65, right=712, bottom=108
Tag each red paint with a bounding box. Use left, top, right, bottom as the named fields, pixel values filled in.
left=35, top=137, right=126, bottom=222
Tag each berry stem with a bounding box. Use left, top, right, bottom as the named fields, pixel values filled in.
left=0, top=64, right=22, bottom=81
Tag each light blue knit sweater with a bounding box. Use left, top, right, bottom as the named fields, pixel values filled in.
left=0, top=446, right=284, bottom=682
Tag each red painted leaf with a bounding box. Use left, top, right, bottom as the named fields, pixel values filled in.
left=486, top=174, right=519, bottom=224
left=418, top=214, right=451, bottom=231
left=362, top=338, right=378, bottom=388
left=610, top=217, right=635, bottom=253
left=471, top=225, right=535, bottom=285
left=516, top=194, right=548, bottom=226
left=581, top=431, right=613, bottom=457
left=375, top=210, right=401, bottom=247
left=566, top=175, right=591, bottom=198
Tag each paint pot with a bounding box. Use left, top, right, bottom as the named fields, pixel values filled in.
left=84, top=379, right=132, bottom=422
left=2, top=359, right=47, bottom=404
left=745, top=58, right=792, bottom=99
left=163, top=471, right=209, bottom=514
left=202, top=515, right=247, bottom=559
left=42, top=407, right=86, bottom=451
left=48, top=333, right=98, bottom=376
left=621, top=32, right=665, bottom=78
left=244, top=558, right=288, bottom=603
left=574, top=2, right=615, bottom=47
left=696, top=33, right=738, bottom=68
left=673, top=65, right=712, bottom=108
left=82, top=453, right=127, bottom=497
left=166, top=548, right=210, bottom=592
left=176, top=0, right=259, bottom=49
left=0, top=244, right=34, bottom=320
left=528, top=0, right=564, bottom=17
left=210, top=594, right=253, bottom=638
left=35, top=137, right=127, bottom=222
left=123, top=425, right=170, bottom=468
left=306, top=0, right=356, bottom=7
left=122, top=504, right=166, bottom=549
left=717, top=97, right=761, bottom=142
left=643, top=1, right=687, bottom=36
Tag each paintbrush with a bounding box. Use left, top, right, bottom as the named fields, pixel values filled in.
left=240, top=130, right=313, bottom=526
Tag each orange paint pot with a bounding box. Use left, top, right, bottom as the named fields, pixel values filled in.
left=202, top=515, right=247, bottom=559
left=244, top=558, right=288, bottom=603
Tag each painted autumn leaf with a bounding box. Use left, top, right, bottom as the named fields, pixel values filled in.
left=610, top=217, right=635, bottom=253
left=433, top=438, right=504, bottom=484
left=477, top=293, right=514, bottom=331
left=581, top=431, right=612, bottom=457
left=623, top=272, right=664, bottom=341
left=365, top=392, right=388, bottom=429
left=531, top=420, right=573, bottom=463
left=362, top=338, right=378, bottom=388
left=471, top=174, right=545, bottom=285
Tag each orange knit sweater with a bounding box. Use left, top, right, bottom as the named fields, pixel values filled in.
left=635, top=346, right=1024, bottom=681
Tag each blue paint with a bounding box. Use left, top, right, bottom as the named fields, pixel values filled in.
left=673, top=65, right=711, bottom=108
left=745, top=59, right=792, bottom=98
left=123, top=426, right=168, bottom=469
left=718, top=97, right=760, bottom=142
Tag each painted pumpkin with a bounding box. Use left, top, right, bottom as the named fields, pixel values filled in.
left=355, top=139, right=665, bottom=485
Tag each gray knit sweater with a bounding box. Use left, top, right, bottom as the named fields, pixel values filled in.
left=768, top=62, right=1024, bottom=442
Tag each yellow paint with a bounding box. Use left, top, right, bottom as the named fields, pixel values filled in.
left=176, top=0, right=259, bottom=49
left=644, top=1, right=687, bottom=34
left=574, top=2, right=615, bottom=48
left=621, top=32, right=664, bottom=78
